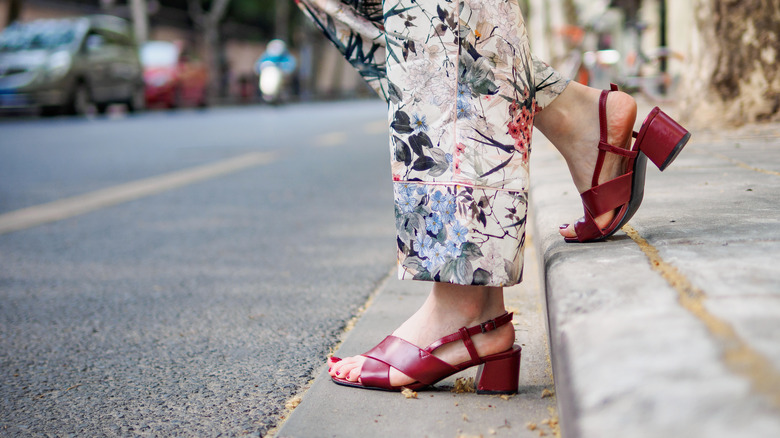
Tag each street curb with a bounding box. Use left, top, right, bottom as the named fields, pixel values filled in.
left=527, top=124, right=780, bottom=437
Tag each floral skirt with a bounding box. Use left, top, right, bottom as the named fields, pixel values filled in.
left=296, top=0, right=569, bottom=286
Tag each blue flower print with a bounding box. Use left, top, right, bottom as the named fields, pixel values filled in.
left=398, top=193, right=417, bottom=213
left=411, top=113, right=429, bottom=133
left=430, top=190, right=447, bottom=212
left=440, top=209, right=456, bottom=225
left=457, top=99, right=474, bottom=120
left=451, top=221, right=469, bottom=245
left=422, top=242, right=447, bottom=272
left=439, top=196, right=457, bottom=223
left=457, top=82, right=472, bottom=103
left=445, top=240, right=462, bottom=258
left=414, top=233, right=435, bottom=255
left=426, top=213, right=443, bottom=234
left=398, top=182, right=417, bottom=197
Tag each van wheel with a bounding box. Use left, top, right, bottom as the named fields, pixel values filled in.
left=127, top=86, right=145, bottom=113
left=66, top=83, right=91, bottom=116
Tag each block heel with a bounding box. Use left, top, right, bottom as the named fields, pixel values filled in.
left=565, top=84, right=692, bottom=243
left=475, top=345, right=522, bottom=394
left=636, top=107, right=691, bottom=171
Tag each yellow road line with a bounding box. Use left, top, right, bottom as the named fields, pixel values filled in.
left=623, top=224, right=780, bottom=409
left=314, top=131, right=347, bottom=147
left=363, top=119, right=387, bottom=134
left=0, top=151, right=277, bottom=235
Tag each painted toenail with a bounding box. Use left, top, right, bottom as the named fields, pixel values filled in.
left=559, top=224, right=570, bottom=229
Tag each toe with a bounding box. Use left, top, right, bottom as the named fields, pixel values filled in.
left=331, top=356, right=362, bottom=379
left=347, top=366, right=362, bottom=382
left=559, top=223, right=577, bottom=239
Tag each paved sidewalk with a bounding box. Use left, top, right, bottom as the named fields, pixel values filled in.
left=273, top=116, right=780, bottom=438
left=530, top=118, right=780, bottom=438
left=275, top=238, right=559, bottom=437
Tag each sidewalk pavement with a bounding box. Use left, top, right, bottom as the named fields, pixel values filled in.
left=274, top=115, right=780, bottom=438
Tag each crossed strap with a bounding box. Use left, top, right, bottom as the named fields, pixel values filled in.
left=573, top=84, right=638, bottom=241
left=359, top=312, right=514, bottom=390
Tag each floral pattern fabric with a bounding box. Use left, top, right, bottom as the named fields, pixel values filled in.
left=296, top=0, right=569, bottom=286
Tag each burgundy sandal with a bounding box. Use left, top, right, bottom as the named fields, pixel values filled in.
left=329, top=312, right=521, bottom=394
left=565, top=84, right=691, bottom=243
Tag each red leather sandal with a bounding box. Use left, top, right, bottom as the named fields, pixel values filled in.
left=329, top=312, right=521, bottom=394
left=566, top=84, right=691, bottom=243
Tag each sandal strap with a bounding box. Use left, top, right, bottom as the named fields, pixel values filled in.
left=591, top=83, right=623, bottom=187
left=580, top=172, right=633, bottom=218
left=361, top=336, right=457, bottom=387
left=599, top=141, right=637, bottom=158
left=423, top=312, right=514, bottom=357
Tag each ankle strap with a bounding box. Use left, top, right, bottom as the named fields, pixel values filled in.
left=424, top=312, right=514, bottom=355
left=592, top=83, right=622, bottom=187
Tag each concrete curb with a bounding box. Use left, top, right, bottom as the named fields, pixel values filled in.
left=528, top=122, right=780, bottom=437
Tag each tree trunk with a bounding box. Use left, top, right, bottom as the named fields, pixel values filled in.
left=188, top=0, right=231, bottom=102
left=4, top=0, right=23, bottom=26
left=129, top=0, right=148, bottom=44
left=681, top=0, right=780, bottom=126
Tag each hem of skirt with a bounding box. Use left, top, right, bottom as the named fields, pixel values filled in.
left=396, top=261, right=524, bottom=287
left=393, top=182, right=526, bottom=288
left=392, top=179, right=529, bottom=194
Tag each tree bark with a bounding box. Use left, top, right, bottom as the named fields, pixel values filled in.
left=129, top=0, right=148, bottom=44
left=681, top=0, right=780, bottom=126
left=188, top=0, right=232, bottom=101
left=4, top=0, right=23, bottom=26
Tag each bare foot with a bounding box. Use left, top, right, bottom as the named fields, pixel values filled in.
left=327, top=284, right=515, bottom=388
left=534, top=82, right=637, bottom=240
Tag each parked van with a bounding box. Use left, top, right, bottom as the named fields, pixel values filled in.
left=0, top=15, right=144, bottom=115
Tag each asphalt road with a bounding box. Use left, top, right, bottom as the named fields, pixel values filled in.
left=0, top=101, right=396, bottom=436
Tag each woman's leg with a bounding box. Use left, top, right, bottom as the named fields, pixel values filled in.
left=534, top=81, right=638, bottom=240
left=320, top=0, right=566, bottom=386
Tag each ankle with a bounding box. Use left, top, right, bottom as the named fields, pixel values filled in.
left=534, top=82, right=600, bottom=156
left=429, top=284, right=506, bottom=323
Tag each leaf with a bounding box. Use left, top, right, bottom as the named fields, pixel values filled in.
left=455, top=257, right=474, bottom=285
left=409, top=132, right=433, bottom=152
left=470, top=130, right=515, bottom=153
left=436, top=5, right=448, bottom=22
left=428, top=162, right=449, bottom=177
left=440, top=259, right=458, bottom=283
left=402, top=256, right=426, bottom=272
left=480, top=156, right=513, bottom=178
left=403, top=212, right=426, bottom=235
left=397, top=236, right=407, bottom=253
left=460, top=242, right=484, bottom=260
left=478, top=211, right=487, bottom=227
left=412, top=156, right=437, bottom=171
left=388, top=82, right=403, bottom=104
left=391, top=110, right=413, bottom=134
left=413, top=270, right=433, bottom=281
left=472, top=268, right=491, bottom=285
left=393, top=136, right=412, bottom=165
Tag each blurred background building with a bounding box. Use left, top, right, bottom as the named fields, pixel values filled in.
left=1, top=0, right=777, bottom=125
left=0, top=0, right=371, bottom=105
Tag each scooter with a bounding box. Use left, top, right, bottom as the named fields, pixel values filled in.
left=258, top=61, right=284, bottom=104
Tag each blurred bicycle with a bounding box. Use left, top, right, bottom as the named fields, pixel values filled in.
left=621, top=45, right=685, bottom=103
left=556, top=21, right=684, bottom=104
